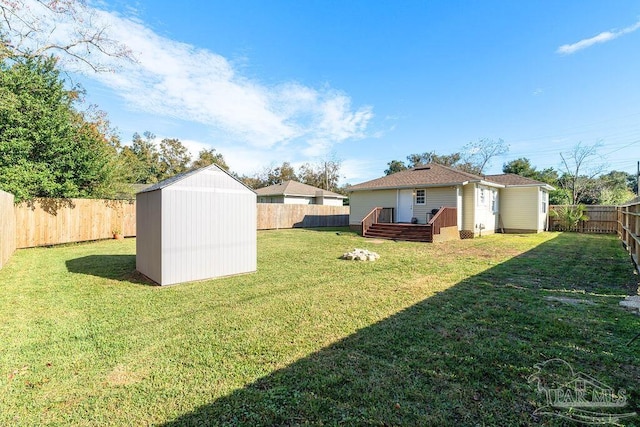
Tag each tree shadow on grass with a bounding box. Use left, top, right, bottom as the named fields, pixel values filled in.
left=65, top=255, right=156, bottom=286
left=161, top=233, right=640, bottom=426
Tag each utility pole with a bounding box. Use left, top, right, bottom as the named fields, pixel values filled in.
left=324, top=161, right=328, bottom=190
left=637, top=161, right=639, bottom=196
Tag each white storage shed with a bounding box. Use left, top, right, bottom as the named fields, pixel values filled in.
left=136, top=164, right=256, bottom=286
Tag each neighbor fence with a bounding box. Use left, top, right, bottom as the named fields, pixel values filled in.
left=0, top=196, right=350, bottom=269
left=618, top=199, right=640, bottom=273
left=0, top=190, right=16, bottom=270
left=15, top=198, right=136, bottom=248
left=256, top=203, right=349, bottom=229
left=548, top=205, right=618, bottom=234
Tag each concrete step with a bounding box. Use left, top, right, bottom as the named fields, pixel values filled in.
left=620, top=295, right=640, bottom=315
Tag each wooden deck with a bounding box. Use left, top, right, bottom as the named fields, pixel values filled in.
left=361, top=206, right=458, bottom=243
left=364, top=223, right=433, bottom=242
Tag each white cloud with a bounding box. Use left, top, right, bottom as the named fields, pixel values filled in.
left=340, top=159, right=377, bottom=184
left=557, top=19, right=640, bottom=55
left=4, top=1, right=372, bottom=154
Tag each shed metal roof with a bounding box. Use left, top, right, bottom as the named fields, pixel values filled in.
left=137, top=164, right=255, bottom=194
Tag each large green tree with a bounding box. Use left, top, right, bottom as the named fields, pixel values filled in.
left=118, top=132, right=161, bottom=184
left=384, top=160, right=408, bottom=175
left=0, top=57, right=122, bottom=202
left=597, top=171, right=635, bottom=205
left=192, top=148, right=229, bottom=171
left=158, top=138, right=191, bottom=180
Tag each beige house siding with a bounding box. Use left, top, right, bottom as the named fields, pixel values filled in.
left=475, top=185, right=498, bottom=235
left=413, top=187, right=458, bottom=224
left=320, top=198, right=346, bottom=207
left=258, top=195, right=343, bottom=206
left=258, top=196, right=285, bottom=203
left=462, top=183, right=476, bottom=234
left=283, top=196, right=312, bottom=205
left=456, top=186, right=463, bottom=230
left=499, top=187, right=540, bottom=232
left=349, top=189, right=397, bottom=224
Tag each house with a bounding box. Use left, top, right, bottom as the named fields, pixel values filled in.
left=255, top=180, right=346, bottom=206
left=136, top=164, right=256, bottom=286
left=348, top=163, right=554, bottom=239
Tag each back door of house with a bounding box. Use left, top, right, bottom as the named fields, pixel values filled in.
left=397, top=189, right=413, bottom=223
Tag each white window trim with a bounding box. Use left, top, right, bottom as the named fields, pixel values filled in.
left=491, top=189, right=498, bottom=213
left=415, top=189, right=426, bottom=205
left=477, top=187, right=486, bottom=207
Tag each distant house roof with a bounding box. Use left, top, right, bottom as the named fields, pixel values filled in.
left=137, top=164, right=255, bottom=194
left=485, top=173, right=555, bottom=190
left=255, top=180, right=346, bottom=199
left=348, top=163, right=554, bottom=192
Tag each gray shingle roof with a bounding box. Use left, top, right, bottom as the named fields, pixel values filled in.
left=348, top=164, right=486, bottom=191
left=485, top=173, right=555, bottom=189
left=255, top=180, right=346, bottom=198
left=348, top=164, right=553, bottom=191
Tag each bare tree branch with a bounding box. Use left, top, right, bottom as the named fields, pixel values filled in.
left=1, top=0, right=135, bottom=71
left=462, top=138, right=509, bottom=174
left=559, top=142, right=607, bottom=204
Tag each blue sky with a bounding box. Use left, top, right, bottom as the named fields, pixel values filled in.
left=34, top=1, right=640, bottom=183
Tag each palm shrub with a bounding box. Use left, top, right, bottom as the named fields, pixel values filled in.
left=549, top=204, right=589, bottom=231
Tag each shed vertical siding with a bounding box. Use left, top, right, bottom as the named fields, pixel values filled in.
left=499, top=187, right=540, bottom=232
left=136, top=191, right=162, bottom=284
left=349, top=189, right=397, bottom=224
left=159, top=167, right=256, bottom=286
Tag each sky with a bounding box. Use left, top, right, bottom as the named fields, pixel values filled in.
left=11, top=0, right=640, bottom=184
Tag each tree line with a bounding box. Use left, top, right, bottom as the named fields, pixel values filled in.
left=1, top=26, right=636, bottom=205
left=0, top=56, right=350, bottom=202
left=384, top=141, right=637, bottom=205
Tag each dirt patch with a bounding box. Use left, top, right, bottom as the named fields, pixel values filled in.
left=105, top=364, right=144, bottom=386
left=544, top=296, right=596, bottom=306
left=367, top=239, right=387, bottom=244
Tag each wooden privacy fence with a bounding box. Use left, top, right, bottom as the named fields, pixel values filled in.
left=15, top=198, right=136, bottom=248
left=548, top=205, right=618, bottom=233
left=0, top=190, right=16, bottom=269
left=1, top=198, right=349, bottom=252
left=257, top=203, right=349, bottom=229
left=618, top=199, right=640, bottom=273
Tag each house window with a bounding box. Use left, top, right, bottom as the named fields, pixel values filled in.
left=415, top=189, right=425, bottom=205
left=541, top=191, right=548, bottom=213
left=478, top=188, right=486, bottom=206
left=491, top=189, right=498, bottom=213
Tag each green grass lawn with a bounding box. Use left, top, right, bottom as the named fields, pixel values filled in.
left=0, top=229, right=638, bottom=426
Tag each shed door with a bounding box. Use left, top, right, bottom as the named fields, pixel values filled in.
left=397, top=189, right=413, bottom=223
